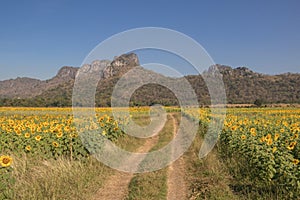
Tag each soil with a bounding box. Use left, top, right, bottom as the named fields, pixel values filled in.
left=167, top=114, right=187, bottom=200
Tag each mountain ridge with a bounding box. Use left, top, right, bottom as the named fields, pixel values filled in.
left=0, top=53, right=139, bottom=99
left=0, top=54, right=299, bottom=106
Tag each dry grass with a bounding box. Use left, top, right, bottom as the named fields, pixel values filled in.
left=11, top=154, right=113, bottom=200
left=10, top=127, right=152, bottom=200
left=184, top=125, right=238, bottom=200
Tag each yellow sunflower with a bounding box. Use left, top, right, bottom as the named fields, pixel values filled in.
left=266, top=134, right=272, bottom=140
left=52, top=142, right=59, bottom=147
left=35, top=135, right=42, bottom=141
left=241, top=135, right=246, bottom=140
left=231, top=126, right=238, bottom=131
left=56, top=132, right=63, bottom=138
left=260, top=137, right=265, bottom=143
left=250, top=128, right=256, bottom=136
left=25, top=145, right=31, bottom=151
left=15, top=129, right=22, bottom=136
left=292, top=159, right=299, bottom=165
left=266, top=139, right=273, bottom=146
left=287, top=142, right=297, bottom=150
left=0, top=155, right=13, bottom=167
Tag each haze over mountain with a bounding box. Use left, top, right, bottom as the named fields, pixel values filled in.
left=0, top=53, right=299, bottom=107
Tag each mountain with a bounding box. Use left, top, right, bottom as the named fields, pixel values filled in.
left=199, top=65, right=300, bottom=104
left=0, top=54, right=299, bottom=107
left=0, top=66, right=78, bottom=99
left=0, top=53, right=140, bottom=98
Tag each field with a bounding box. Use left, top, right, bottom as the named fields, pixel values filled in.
left=184, top=107, right=300, bottom=199
left=0, top=107, right=299, bottom=199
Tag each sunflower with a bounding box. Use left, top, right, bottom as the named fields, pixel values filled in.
left=0, top=155, right=13, bottom=167
left=231, top=126, right=238, bottom=131
left=24, top=133, right=30, bottom=138
left=99, top=116, right=104, bottom=122
left=69, top=133, right=78, bottom=138
left=35, top=135, right=42, bottom=141
left=64, top=126, right=70, bottom=132
left=250, top=127, right=256, bottom=133
left=292, top=159, right=299, bottom=165
left=52, top=128, right=58, bottom=133
left=25, top=145, right=31, bottom=151
left=293, top=133, right=299, bottom=140
left=56, top=132, right=63, bottom=138
left=274, top=133, right=280, bottom=141
left=52, top=141, right=59, bottom=147
left=287, top=142, right=297, bottom=150
left=241, top=135, right=246, bottom=140
left=260, top=137, right=265, bottom=143
left=30, top=127, right=35, bottom=134
left=266, top=134, right=272, bottom=140
left=15, top=129, right=22, bottom=136
left=266, top=139, right=273, bottom=146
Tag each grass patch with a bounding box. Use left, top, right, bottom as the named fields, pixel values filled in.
left=183, top=122, right=238, bottom=200
left=11, top=154, right=113, bottom=200
left=115, top=132, right=147, bottom=152
left=131, top=115, right=151, bottom=127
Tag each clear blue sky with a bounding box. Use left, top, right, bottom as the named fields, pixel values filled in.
left=0, top=0, right=299, bottom=80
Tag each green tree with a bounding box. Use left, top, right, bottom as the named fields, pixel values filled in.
left=254, top=99, right=263, bottom=107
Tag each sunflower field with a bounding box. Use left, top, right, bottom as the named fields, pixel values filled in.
left=0, top=107, right=130, bottom=160
left=1, top=106, right=299, bottom=198
left=184, top=107, right=300, bottom=196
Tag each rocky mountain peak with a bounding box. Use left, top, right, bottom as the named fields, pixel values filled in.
left=206, top=64, right=260, bottom=77
left=207, top=64, right=231, bottom=72
left=111, top=53, right=139, bottom=67
left=102, top=53, right=139, bottom=78
left=55, top=66, right=78, bottom=79
left=78, top=53, right=140, bottom=79
left=235, top=66, right=255, bottom=76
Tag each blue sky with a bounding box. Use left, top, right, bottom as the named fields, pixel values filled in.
left=0, top=0, right=299, bottom=80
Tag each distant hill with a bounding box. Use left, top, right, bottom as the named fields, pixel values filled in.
left=0, top=53, right=299, bottom=107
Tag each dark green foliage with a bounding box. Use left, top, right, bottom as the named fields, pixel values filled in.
left=254, top=99, right=263, bottom=107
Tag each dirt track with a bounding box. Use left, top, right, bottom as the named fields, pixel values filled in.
left=93, top=113, right=187, bottom=200
left=167, top=114, right=187, bottom=200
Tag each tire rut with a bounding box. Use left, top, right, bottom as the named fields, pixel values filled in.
left=167, top=113, right=187, bottom=200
